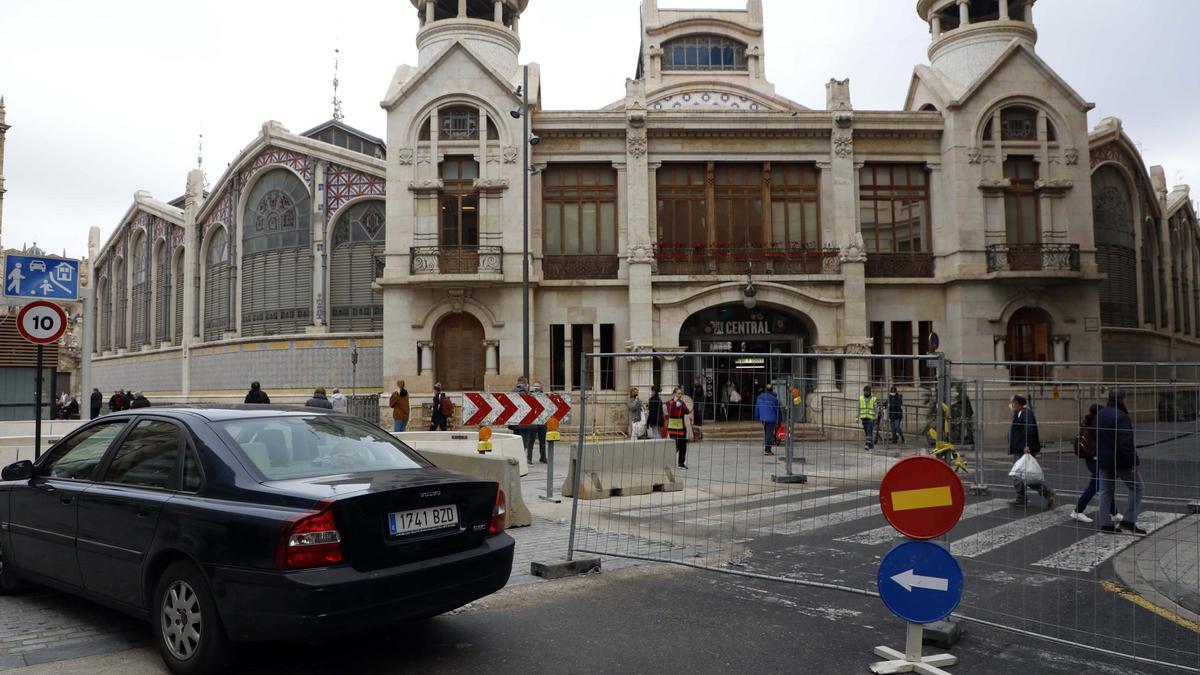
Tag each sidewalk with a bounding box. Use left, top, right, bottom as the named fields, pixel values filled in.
left=1116, top=514, right=1200, bottom=625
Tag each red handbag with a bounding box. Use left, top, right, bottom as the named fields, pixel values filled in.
left=774, top=423, right=786, bottom=443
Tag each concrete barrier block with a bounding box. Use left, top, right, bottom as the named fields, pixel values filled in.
left=414, top=448, right=532, bottom=528
left=531, top=557, right=601, bottom=580
left=394, top=430, right=528, bottom=476
left=561, top=439, right=683, bottom=500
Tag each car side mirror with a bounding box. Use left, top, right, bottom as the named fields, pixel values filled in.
left=1, top=460, right=34, bottom=482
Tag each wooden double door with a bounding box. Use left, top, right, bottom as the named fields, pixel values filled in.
left=435, top=313, right=485, bottom=391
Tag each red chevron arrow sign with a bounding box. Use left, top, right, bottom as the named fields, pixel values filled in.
left=461, top=392, right=572, bottom=426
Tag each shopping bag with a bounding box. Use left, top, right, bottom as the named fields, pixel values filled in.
left=774, top=423, right=786, bottom=443
left=1008, top=453, right=1045, bottom=484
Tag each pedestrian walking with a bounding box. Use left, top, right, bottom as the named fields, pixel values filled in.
left=646, top=385, right=664, bottom=439
left=330, top=388, right=348, bottom=414
left=532, top=381, right=548, bottom=464
left=305, top=387, right=334, bottom=409
left=720, top=381, right=733, bottom=422
left=89, top=388, right=102, bottom=419
left=755, top=383, right=782, bottom=456
left=887, top=386, right=904, bottom=444
left=389, top=380, right=410, bottom=432
left=510, top=376, right=538, bottom=462
left=1069, top=404, right=1120, bottom=524
left=1008, top=394, right=1055, bottom=508
left=1097, top=390, right=1145, bottom=535
left=244, top=381, right=271, bottom=404
left=666, top=387, right=691, bottom=469
left=430, top=383, right=451, bottom=431
left=689, top=376, right=705, bottom=427
left=122, top=390, right=134, bottom=410
left=129, top=392, right=151, bottom=409
left=727, top=382, right=743, bottom=421
left=108, top=389, right=124, bottom=413
left=859, top=385, right=878, bottom=450
left=627, top=387, right=645, bottom=440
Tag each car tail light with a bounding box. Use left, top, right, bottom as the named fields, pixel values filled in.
left=488, top=488, right=507, bottom=536
left=276, top=503, right=344, bottom=570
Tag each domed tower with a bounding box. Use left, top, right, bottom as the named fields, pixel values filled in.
left=410, top=0, right=528, bottom=77
left=917, top=0, right=1038, bottom=90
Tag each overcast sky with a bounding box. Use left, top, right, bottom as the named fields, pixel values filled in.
left=1, top=0, right=1197, bottom=259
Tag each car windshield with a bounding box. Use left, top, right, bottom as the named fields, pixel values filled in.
left=219, top=415, right=429, bottom=480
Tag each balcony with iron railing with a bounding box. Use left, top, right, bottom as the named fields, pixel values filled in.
left=986, top=244, right=1081, bottom=274
left=864, top=252, right=935, bottom=278
left=410, top=246, right=504, bottom=276
left=653, top=242, right=841, bottom=276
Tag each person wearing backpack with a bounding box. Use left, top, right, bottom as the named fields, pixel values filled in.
left=1069, top=404, right=1120, bottom=524
left=430, top=383, right=452, bottom=431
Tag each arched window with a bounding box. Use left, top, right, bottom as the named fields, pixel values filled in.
left=330, top=200, right=385, bottom=332
left=130, top=233, right=150, bottom=347
left=982, top=105, right=1057, bottom=143
left=155, top=239, right=172, bottom=344
left=173, top=250, right=184, bottom=346
left=1006, top=307, right=1051, bottom=381
left=1091, top=166, right=1138, bottom=328
left=241, top=169, right=313, bottom=337
left=99, top=277, right=111, bottom=352
left=662, top=34, right=748, bottom=71
left=204, top=227, right=231, bottom=342
left=435, top=313, right=485, bottom=391
left=114, top=258, right=127, bottom=349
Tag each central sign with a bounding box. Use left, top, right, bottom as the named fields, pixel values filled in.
left=879, top=455, right=965, bottom=540
left=710, top=320, right=772, bottom=336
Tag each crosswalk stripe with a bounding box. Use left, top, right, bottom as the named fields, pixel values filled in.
left=949, top=506, right=1074, bottom=558
left=836, top=499, right=1010, bottom=546
left=616, top=486, right=834, bottom=519
left=682, top=489, right=877, bottom=527
left=752, top=503, right=883, bottom=537
left=1032, top=511, right=1185, bottom=572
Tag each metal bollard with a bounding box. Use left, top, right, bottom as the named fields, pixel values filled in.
left=541, top=439, right=560, bottom=503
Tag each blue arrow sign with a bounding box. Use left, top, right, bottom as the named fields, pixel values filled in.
left=877, top=540, right=963, bottom=625
left=3, top=255, right=80, bottom=301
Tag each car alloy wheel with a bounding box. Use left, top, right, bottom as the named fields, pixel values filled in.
left=160, top=580, right=203, bottom=661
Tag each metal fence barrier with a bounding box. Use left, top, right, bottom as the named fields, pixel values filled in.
left=564, top=352, right=1200, bottom=672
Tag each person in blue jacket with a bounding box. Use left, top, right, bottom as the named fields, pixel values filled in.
left=755, top=383, right=782, bottom=456
left=1096, top=389, right=1145, bottom=535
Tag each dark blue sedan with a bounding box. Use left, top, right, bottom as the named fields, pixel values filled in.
left=0, top=406, right=514, bottom=674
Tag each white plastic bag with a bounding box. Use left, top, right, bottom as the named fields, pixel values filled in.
left=1008, top=453, right=1045, bottom=484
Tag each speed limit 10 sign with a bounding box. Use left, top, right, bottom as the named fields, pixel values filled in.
left=17, top=301, right=68, bottom=345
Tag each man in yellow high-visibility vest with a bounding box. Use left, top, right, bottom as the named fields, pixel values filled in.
left=859, top=385, right=879, bottom=450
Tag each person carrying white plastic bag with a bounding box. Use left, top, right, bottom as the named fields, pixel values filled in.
left=1007, top=394, right=1056, bottom=508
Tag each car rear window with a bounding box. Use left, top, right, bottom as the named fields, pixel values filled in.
left=218, top=416, right=429, bottom=480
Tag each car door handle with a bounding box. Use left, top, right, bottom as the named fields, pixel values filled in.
left=59, top=496, right=74, bottom=505
left=135, top=510, right=152, bottom=519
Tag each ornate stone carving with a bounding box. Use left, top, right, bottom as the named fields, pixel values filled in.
left=1035, top=179, right=1073, bottom=198
left=844, top=342, right=873, bottom=356
left=627, top=130, right=648, bottom=158
left=407, top=179, right=444, bottom=196
left=446, top=289, right=473, bottom=314
left=833, top=131, right=853, bottom=159
left=978, top=178, right=1011, bottom=197
left=1064, top=147, right=1079, bottom=166
left=839, top=232, right=867, bottom=263
left=627, top=243, right=653, bottom=265
left=623, top=342, right=656, bottom=362
left=967, top=146, right=982, bottom=164
left=473, top=178, right=510, bottom=196
left=502, top=146, right=519, bottom=164
left=397, top=147, right=415, bottom=165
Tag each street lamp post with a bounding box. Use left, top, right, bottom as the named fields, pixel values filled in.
left=521, top=65, right=530, bottom=381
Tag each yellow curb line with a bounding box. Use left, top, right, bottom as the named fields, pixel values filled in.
left=1100, top=579, right=1200, bottom=634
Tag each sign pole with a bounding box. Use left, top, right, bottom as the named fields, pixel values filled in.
left=34, top=344, right=43, bottom=460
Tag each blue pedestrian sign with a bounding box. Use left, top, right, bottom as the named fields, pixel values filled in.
left=3, top=254, right=80, bottom=301
left=877, top=540, right=963, bottom=625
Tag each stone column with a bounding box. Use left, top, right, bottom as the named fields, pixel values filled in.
left=1152, top=167, right=1174, bottom=330
left=457, top=0, right=466, bottom=18
left=623, top=80, right=655, bottom=388
left=826, top=80, right=867, bottom=384
left=993, top=335, right=1006, bottom=362
left=957, top=0, right=970, bottom=25
left=425, top=0, right=435, bottom=24
left=485, top=340, right=499, bottom=374
left=810, top=345, right=840, bottom=413
left=660, top=349, right=684, bottom=392
left=931, top=15, right=942, bottom=38
left=310, top=160, right=327, bottom=332
left=181, top=169, right=204, bottom=399
left=1052, top=336, right=1068, bottom=363
left=419, top=341, right=435, bottom=377
left=1023, top=0, right=1034, bottom=25
left=493, top=0, right=503, bottom=23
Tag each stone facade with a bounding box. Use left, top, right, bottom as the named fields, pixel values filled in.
left=85, top=0, right=1200, bottom=416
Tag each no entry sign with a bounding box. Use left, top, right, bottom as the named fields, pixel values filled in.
left=879, top=456, right=965, bottom=540
left=17, top=300, right=68, bottom=345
